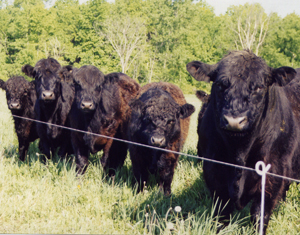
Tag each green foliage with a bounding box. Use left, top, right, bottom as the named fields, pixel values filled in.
left=0, top=0, right=300, bottom=84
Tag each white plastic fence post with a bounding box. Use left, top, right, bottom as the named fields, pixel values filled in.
left=255, top=161, right=271, bottom=235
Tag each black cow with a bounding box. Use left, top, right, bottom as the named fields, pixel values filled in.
left=22, top=59, right=74, bottom=160
left=195, top=90, right=210, bottom=158
left=187, top=50, right=300, bottom=234
left=128, top=82, right=195, bottom=196
left=0, top=76, right=38, bottom=161
left=66, top=65, right=140, bottom=174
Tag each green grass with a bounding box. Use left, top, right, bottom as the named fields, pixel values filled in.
left=0, top=90, right=299, bottom=234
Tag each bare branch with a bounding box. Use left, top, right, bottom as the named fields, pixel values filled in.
left=96, top=16, right=146, bottom=73
left=231, top=4, right=270, bottom=55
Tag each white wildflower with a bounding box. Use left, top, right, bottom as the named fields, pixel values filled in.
left=174, top=206, right=182, bottom=213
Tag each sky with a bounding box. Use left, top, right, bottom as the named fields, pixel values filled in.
left=77, top=0, right=300, bottom=18
left=205, top=0, right=300, bottom=17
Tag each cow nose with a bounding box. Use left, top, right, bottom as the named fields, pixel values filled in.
left=42, top=91, right=55, bottom=100
left=81, top=101, right=94, bottom=110
left=150, top=136, right=166, bottom=147
left=9, top=102, right=20, bottom=109
left=222, top=115, right=248, bottom=131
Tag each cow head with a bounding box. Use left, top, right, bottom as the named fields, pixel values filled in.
left=73, top=65, right=105, bottom=113
left=187, top=50, right=296, bottom=135
left=130, top=88, right=195, bottom=148
left=22, top=58, right=61, bottom=104
left=0, top=76, right=35, bottom=113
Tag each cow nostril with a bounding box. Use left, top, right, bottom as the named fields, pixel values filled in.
left=151, top=136, right=166, bottom=147
left=42, top=91, right=55, bottom=100
left=239, top=117, right=247, bottom=125
left=150, top=137, right=155, bottom=145
left=9, top=103, right=20, bottom=109
left=81, top=101, right=94, bottom=110
left=223, top=115, right=248, bottom=131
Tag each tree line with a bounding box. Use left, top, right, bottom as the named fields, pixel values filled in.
left=1, top=0, right=300, bottom=93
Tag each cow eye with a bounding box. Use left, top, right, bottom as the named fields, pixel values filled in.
left=95, top=86, right=101, bottom=93
left=216, top=81, right=228, bottom=91
left=75, top=83, right=81, bottom=90
left=144, top=116, right=152, bottom=124
left=167, top=120, right=175, bottom=125
left=36, top=74, right=42, bottom=80
left=254, top=85, right=265, bottom=93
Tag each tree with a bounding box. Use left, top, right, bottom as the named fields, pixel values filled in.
left=227, top=3, right=270, bottom=55
left=95, top=15, right=147, bottom=74
left=261, top=13, right=300, bottom=68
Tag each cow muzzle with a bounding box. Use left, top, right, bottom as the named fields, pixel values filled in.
left=150, top=135, right=166, bottom=148
left=41, top=90, right=55, bottom=101
left=9, top=102, right=21, bottom=110
left=80, top=100, right=95, bottom=111
left=221, top=115, right=248, bottom=132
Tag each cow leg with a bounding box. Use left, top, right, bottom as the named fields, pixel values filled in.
left=157, top=153, right=178, bottom=196
left=106, top=140, right=128, bottom=176
left=38, top=139, right=51, bottom=163
left=250, top=179, right=288, bottom=235
left=130, top=146, right=150, bottom=193
left=72, top=133, right=89, bottom=174
left=18, top=138, right=29, bottom=162
left=100, top=138, right=114, bottom=170
left=250, top=196, right=273, bottom=235
left=132, top=159, right=149, bottom=193
left=204, top=162, right=234, bottom=224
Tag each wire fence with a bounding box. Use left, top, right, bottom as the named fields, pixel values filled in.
left=1, top=111, right=300, bottom=234
left=5, top=113, right=300, bottom=184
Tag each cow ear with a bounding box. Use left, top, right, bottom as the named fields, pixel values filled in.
left=195, top=90, right=210, bottom=103
left=22, top=64, right=35, bottom=78
left=271, top=66, right=297, bottom=86
left=179, top=103, right=195, bottom=119
left=29, top=80, right=35, bottom=90
left=58, top=65, right=76, bottom=84
left=129, top=99, right=145, bottom=113
left=186, top=61, right=217, bottom=82
left=0, top=79, right=6, bottom=90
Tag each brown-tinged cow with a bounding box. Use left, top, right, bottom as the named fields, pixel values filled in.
left=128, top=82, right=195, bottom=196
left=64, top=65, right=140, bottom=174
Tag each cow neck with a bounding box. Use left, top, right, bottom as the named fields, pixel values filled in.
left=12, top=108, right=27, bottom=134
left=216, top=101, right=266, bottom=165
left=258, top=85, right=297, bottom=160
left=82, top=106, right=99, bottom=134
left=39, top=96, right=62, bottom=124
left=12, top=95, right=34, bottom=132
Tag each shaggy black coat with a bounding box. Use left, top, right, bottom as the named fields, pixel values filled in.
left=0, top=76, right=38, bottom=161
left=22, top=59, right=74, bottom=160
left=128, top=82, right=195, bottom=196
left=66, top=65, right=140, bottom=174
left=187, top=50, right=300, bottom=234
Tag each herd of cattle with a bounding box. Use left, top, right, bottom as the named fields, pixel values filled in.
left=1, top=49, right=300, bottom=234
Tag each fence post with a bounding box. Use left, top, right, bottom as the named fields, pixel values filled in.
left=255, top=161, right=271, bottom=235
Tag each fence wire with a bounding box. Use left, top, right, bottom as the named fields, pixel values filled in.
left=0, top=112, right=298, bottom=184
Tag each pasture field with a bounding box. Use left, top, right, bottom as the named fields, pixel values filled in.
left=0, top=90, right=300, bottom=234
